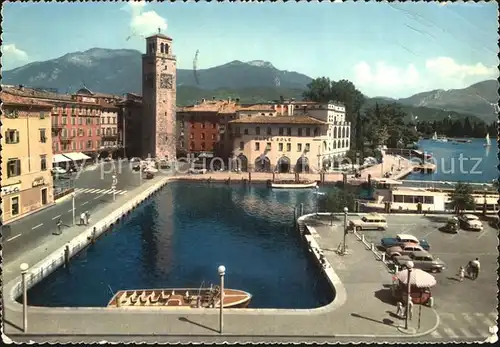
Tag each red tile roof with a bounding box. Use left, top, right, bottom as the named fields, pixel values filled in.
left=1, top=92, right=54, bottom=108
left=179, top=100, right=238, bottom=114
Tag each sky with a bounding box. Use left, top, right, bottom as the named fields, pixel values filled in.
left=2, top=1, right=498, bottom=98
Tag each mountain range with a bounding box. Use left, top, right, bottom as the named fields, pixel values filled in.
left=3, top=48, right=498, bottom=122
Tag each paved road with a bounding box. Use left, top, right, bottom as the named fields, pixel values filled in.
left=2, top=160, right=160, bottom=263
left=354, top=214, right=498, bottom=342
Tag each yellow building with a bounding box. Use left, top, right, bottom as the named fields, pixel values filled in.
left=229, top=115, right=328, bottom=172
left=1, top=92, right=54, bottom=223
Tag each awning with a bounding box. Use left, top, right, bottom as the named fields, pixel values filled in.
left=63, top=152, right=91, bottom=161
left=395, top=268, right=436, bottom=288
left=53, top=154, right=72, bottom=164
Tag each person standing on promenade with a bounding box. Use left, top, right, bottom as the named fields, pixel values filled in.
left=396, top=301, right=404, bottom=318
left=55, top=218, right=63, bottom=235
left=470, top=258, right=480, bottom=279
left=408, top=299, right=414, bottom=320
left=85, top=211, right=90, bottom=225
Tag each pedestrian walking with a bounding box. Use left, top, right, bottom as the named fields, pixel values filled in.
left=408, top=299, right=414, bottom=320
left=80, top=212, right=86, bottom=226
left=396, top=301, right=404, bottom=318
left=471, top=258, right=480, bottom=279
left=458, top=266, right=465, bottom=282
left=56, top=218, right=62, bottom=235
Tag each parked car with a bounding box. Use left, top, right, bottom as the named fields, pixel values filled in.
left=458, top=214, right=483, bottom=231
left=441, top=217, right=459, bottom=234
left=393, top=250, right=446, bottom=273
left=188, top=168, right=207, bottom=174
left=380, top=233, right=430, bottom=251
left=386, top=242, right=425, bottom=259
left=349, top=213, right=388, bottom=231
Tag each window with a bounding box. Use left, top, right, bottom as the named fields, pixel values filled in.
left=424, top=196, right=434, bottom=204
left=256, top=127, right=260, bottom=135
left=87, top=140, right=92, bottom=149
left=190, top=142, right=195, bottom=150
left=211, top=134, right=216, bottom=140
left=78, top=128, right=84, bottom=137
left=107, top=117, right=111, bottom=124
left=244, top=128, right=249, bottom=135
left=314, top=128, right=319, bottom=136
left=78, top=117, right=83, bottom=125
left=62, top=117, right=67, bottom=125
left=306, top=128, right=311, bottom=136
left=305, top=143, right=310, bottom=151
left=80, top=141, right=84, bottom=150
left=201, top=133, right=205, bottom=140
left=201, top=122, right=205, bottom=129
left=190, top=133, right=194, bottom=139
left=239, top=141, right=244, bottom=150
left=220, top=134, right=225, bottom=141
left=255, top=142, right=260, bottom=151
left=71, top=117, right=76, bottom=125
left=88, top=129, right=93, bottom=137
left=212, top=123, right=216, bottom=129
left=279, top=128, right=284, bottom=136
left=201, top=142, right=206, bottom=150
left=7, top=159, right=21, bottom=177
left=266, top=142, right=271, bottom=150
left=191, top=122, right=195, bottom=128
left=298, top=128, right=303, bottom=136
left=87, top=117, right=92, bottom=125
left=72, top=141, right=76, bottom=150
left=267, top=127, right=272, bottom=135
left=39, top=129, right=47, bottom=143
left=40, top=155, right=47, bottom=171
left=96, top=129, right=100, bottom=136
left=96, top=140, right=100, bottom=149
left=5, top=130, right=19, bottom=144
left=287, top=128, right=291, bottom=136
left=297, top=143, right=302, bottom=152
left=393, top=195, right=404, bottom=203
left=286, top=143, right=291, bottom=152
left=235, top=127, right=241, bottom=135
left=11, top=196, right=19, bottom=216
left=279, top=143, right=283, bottom=151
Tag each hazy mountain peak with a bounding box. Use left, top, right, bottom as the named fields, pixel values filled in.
left=246, top=60, right=274, bottom=68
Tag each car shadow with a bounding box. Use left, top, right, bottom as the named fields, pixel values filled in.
left=424, top=215, right=450, bottom=223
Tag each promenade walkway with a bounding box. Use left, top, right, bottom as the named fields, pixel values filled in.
left=3, top=198, right=438, bottom=342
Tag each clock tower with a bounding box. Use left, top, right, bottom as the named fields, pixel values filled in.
left=141, top=31, right=177, bottom=161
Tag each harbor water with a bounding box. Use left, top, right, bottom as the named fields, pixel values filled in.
left=25, top=182, right=334, bottom=309
left=405, top=138, right=498, bottom=183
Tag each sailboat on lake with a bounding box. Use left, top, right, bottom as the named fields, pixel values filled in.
left=484, top=133, right=491, bottom=147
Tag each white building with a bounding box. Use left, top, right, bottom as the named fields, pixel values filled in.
left=296, top=101, right=351, bottom=168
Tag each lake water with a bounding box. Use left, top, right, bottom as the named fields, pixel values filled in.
left=404, top=138, right=498, bottom=183
left=26, top=182, right=333, bottom=309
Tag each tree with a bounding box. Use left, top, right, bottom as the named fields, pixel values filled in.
left=325, top=189, right=356, bottom=212
left=449, top=182, right=476, bottom=215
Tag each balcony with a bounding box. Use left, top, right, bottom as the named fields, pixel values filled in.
left=101, top=134, right=118, bottom=140
left=60, top=135, right=73, bottom=143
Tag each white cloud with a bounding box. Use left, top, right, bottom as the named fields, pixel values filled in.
left=353, top=61, right=420, bottom=90
left=122, top=2, right=167, bottom=37
left=352, top=57, right=498, bottom=97
left=2, top=43, right=29, bottom=63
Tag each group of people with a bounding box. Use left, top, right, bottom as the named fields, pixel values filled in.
left=80, top=211, right=91, bottom=226
left=458, top=258, right=481, bottom=281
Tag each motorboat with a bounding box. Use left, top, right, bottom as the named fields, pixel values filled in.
left=107, top=286, right=252, bottom=309
left=269, top=180, right=318, bottom=189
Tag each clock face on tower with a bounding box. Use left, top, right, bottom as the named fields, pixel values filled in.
left=160, top=73, right=173, bottom=89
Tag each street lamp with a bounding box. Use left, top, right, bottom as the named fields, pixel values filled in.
left=20, top=263, right=29, bottom=332
left=112, top=174, right=118, bottom=201
left=217, top=265, right=226, bottom=334
left=405, top=260, right=415, bottom=331
left=315, top=186, right=319, bottom=214
left=71, top=192, right=76, bottom=225
left=342, top=207, right=348, bottom=254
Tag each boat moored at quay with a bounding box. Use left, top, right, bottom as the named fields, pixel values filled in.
left=107, top=286, right=252, bottom=309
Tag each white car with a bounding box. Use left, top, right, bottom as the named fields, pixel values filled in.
left=189, top=168, right=207, bottom=174
left=52, top=166, right=67, bottom=175
left=458, top=214, right=483, bottom=231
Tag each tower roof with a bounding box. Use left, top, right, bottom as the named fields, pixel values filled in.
left=146, top=33, right=173, bottom=41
